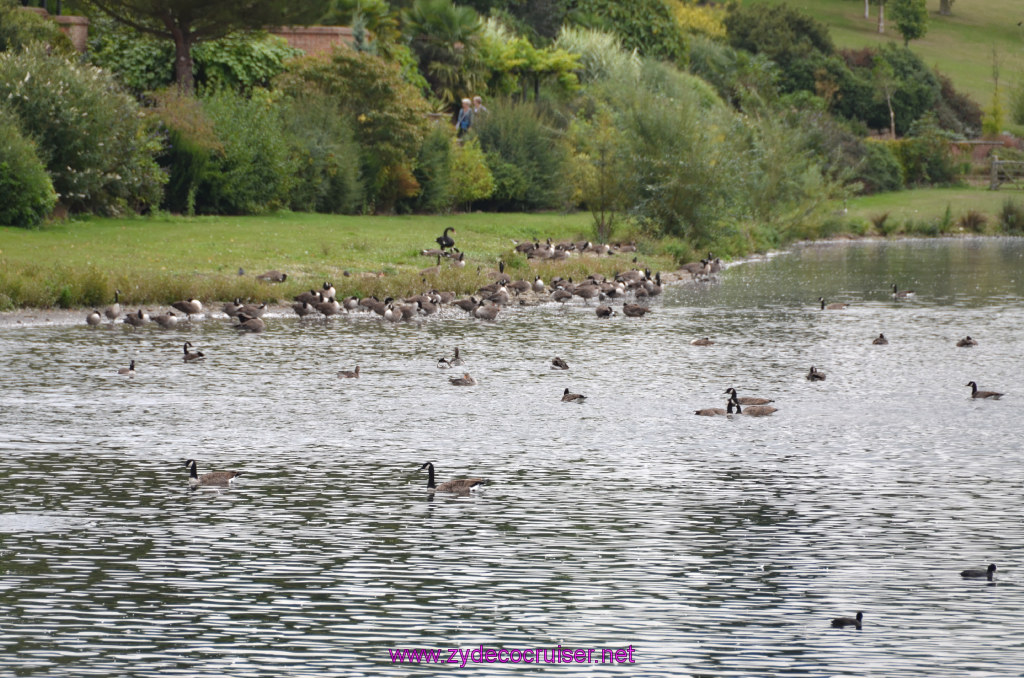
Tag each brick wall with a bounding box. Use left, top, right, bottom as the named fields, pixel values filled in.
left=268, top=26, right=356, bottom=56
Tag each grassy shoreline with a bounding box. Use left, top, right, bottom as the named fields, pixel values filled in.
left=1, top=187, right=1021, bottom=311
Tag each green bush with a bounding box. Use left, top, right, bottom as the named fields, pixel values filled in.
left=473, top=100, right=570, bottom=211
left=887, top=119, right=961, bottom=186
left=571, top=0, right=688, bottom=64
left=194, top=32, right=302, bottom=93
left=0, top=45, right=165, bottom=215
left=86, top=16, right=174, bottom=93
left=449, top=135, right=494, bottom=211
left=197, top=90, right=295, bottom=214
left=282, top=92, right=363, bottom=214
left=856, top=141, right=905, bottom=194
left=725, top=3, right=834, bottom=83
left=149, top=88, right=221, bottom=215
left=0, top=107, right=56, bottom=226
left=999, top=198, right=1024, bottom=234
left=0, top=0, right=74, bottom=54
left=406, top=124, right=453, bottom=213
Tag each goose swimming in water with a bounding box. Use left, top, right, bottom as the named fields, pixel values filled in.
left=891, top=283, right=915, bottom=298
left=956, top=336, right=978, bottom=347
left=449, top=373, right=475, bottom=386
left=966, top=381, right=1002, bottom=399
left=185, top=459, right=242, bottom=487
left=729, top=398, right=777, bottom=417
left=960, top=564, right=996, bottom=581
left=872, top=333, right=888, bottom=345
left=691, top=337, right=714, bottom=346
left=830, top=612, right=863, bottom=629
left=449, top=347, right=465, bottom=366
left=337, top=365, right=360, bottom=379
left=437, top=357, right=451, bottom=369
left=117, top=360, right=135, bottom=376
left=551, top=357, right=569, bottom=370
left=183, top=341, right=204, bottom=362
left=724, top=388, right=774, bottom=406
left=807, top=366, right=826, bottom=381
left=596, top=305, right=616, bottom=318
left=561, top=388, right=585, bottom=403
left=419, top=461, right=485, bottom=493
left=819, top=297, right=848, bottom=310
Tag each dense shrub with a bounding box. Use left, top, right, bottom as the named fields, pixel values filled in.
left=0, top=46, right=164, bottom=214
left=570, top=0, right=687, bottom=64
left=687, top=35, right=778, bottom=107
left=87, top=16, right=174, bottom=93
left=0, top=107, right=56, bottom=226
left=553, top=26, right=640, bottom=86
left=473, top=100, right=571, bottom=211
left=999, top=198, right=1024, bottom=234
left=935, top=71, right=983, bottom=136
left=0, top=0, right=73, bottom=54
left=197, top=90, right=295, bottom=214
left=193, top=33, right=302, bottom=92
left=149, top=88, right=221, bottom=215
left=282, top=92, right=363, bottom=214
left=725, top=3, right=834, bottom=78
left=886, top=118, right=962, bottom=186
left=449, top=135, right=494, bottom=211
left=407, top=124, right=453, bottom=213
left=855, top=141, right=905, bottom=194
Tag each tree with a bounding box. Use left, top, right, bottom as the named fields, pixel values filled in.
left=876, top=0, right=886, bottom=33
left=939, top=0, right=954, bottom=16
left=403, top=0, right=484, bottom=105
left=80, top=0, right=322, bottom=92
left=890, top=0, right=928, bottom=45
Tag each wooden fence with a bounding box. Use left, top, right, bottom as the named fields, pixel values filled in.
left=990, top=156, right=1024, bottom=190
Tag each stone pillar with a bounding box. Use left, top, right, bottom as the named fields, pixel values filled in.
left=54, top=15, right=89, bottom=52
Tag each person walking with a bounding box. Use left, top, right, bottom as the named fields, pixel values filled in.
left=455, top=98, right=473, bottom=138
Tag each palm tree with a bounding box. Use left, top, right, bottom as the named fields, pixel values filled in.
left=404, top=0, right=484, bottom=105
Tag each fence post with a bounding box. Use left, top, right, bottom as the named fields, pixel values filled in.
left=990, top=155, right=999, bottom=191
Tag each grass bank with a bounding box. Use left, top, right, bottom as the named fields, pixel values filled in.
left=2, top=188, right=1021, bottom=311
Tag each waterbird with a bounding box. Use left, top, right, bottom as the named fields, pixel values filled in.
left=338, top=365, right=360, bottom=379
left=872, top=333, right=888, bottom=345
left=691, top=337, right=714, bottom=346
left=724, top=388, right=774, bottom=406
left=222, top=298, right=243, bottom=317
left=86, top=309, right=102, bottom=326
left=171, top=298, right=203, bottom=320
left=419, top=461, right=485, bottom=493
left=292, top=301, right=316, bottom=318
left=967, top=381, right=1002, bottom=399
left=185, top=459, right=242, bottom=487
left=437, top=357, right=451, bottom=369
left=104, top=289, right=121, bottom=322
left=596, top=305, right=616, bottom=318
left=117, top=360, right=135, bottom=376
left=152, top=311, right=177, bottom=329
left=830, top=612, right=863, bottom=629
left=819, top=297, right=848, bottom=310
left=807, top=366, right=826, bottom=381
left=551, top=357, right=569, bottom=370
left=695, top=400, right=731, bottom=416
left=960, top=564, right=996, bottom=581
left=235, top=313, right=265, bottom=333
left=256, top=270, right=287, bottom=282
left=123, top=309, right=149, bottom=327
left=622, top=303, right=650, bottom=317
left=436, top=227, right=456, bottom=252
left=561, top=388, right=585, bottom=403
left=956, top=336, right=978, bottom=347
left=729, top=398, right=777, bottom=417
left=449, top=373, right=475, bottom=386
left=449, top=347, right=465, bottom=366
left=183, top=342, right=204, bottom=362
left=892, top=283, right=915, bottom=298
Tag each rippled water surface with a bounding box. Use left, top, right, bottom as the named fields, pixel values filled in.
left=2, top=238, right=1022, bottom=677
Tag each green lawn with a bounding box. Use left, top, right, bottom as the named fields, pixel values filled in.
left=742, top=0, right=1024, bottom=119
left=846, top=185, right=1017, bottom=222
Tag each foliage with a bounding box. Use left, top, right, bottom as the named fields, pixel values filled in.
left=282, top=92, right=363, bottom=214
left=553, top=25, right=639, bottom=86
left=87, top=16, right=173, bottom=93
left=1009, top=79, right=1024, bottom=127
left=404, top=124, right=452, bottom=213
left=0, top=45, right=164, bottom=215
left=687, top=35, right=779, bottom=108
left=147, top=88, right=221, bottom=215
left=478, top=18, right=579, bottom=101
left=193, top=33, right=301, bottom=93
left=664, top=0, right=726, bottom=40
left=0, top=0, right=74, bottom=54
left=403, top=0, right=484, bottom=105
left=886, top=116, right=962, bottom=186
left=472, top=99, right=569, bottom=211
left=449, top=135, right=494, bottom=210
left=935, top=71, right=982, bottom=137
left=725, top=3, right=834, bottom=77
left=888, top=0, right=928, bottom=46
left=569, top=0, right=687, bottom=65
left=276, top=49, right=431, bottom=212
left=956, top=209, right=987, bottom=233
left=0, top=107, right=56, bottom=227
left=197, top=89, right=296, bottom=214
left=567, top=107, right=625, bottom=241
left=999, top=198, right=1024, bottom=234
left=856, top=140, right=905, bottom=193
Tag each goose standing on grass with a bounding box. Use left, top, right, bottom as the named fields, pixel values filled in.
left=183, top=342, right=204, bottom=362
left=256, top=270, right=287, bottom=282
left=819, top=297, right=848, bottom=310
left=551, top=357, right=569, bottom=370
left=86, top=309, right=102, bottom=326
left=960, top=564, right=996, bottom=581
left=966, top=381, right=1002, bottom=399
left=338, top=365, right=360, bottom=379
left=152, top=311, right=177, bottom=329
left=185, top=459, right=242, bottom=487
left=892, top=283, right=915, bottom=298
left=724, top=388, right=774, bottom=406
left=171, top=298, right=203, bottom=320
left=117, top=360, right=135, bottom=377
left=449, top=373, right=475, bottom=386
left=957, top=336, right=978, bottom=347
left=419, top=461, right=485, bottom=493
left=561, top=388, right=586, bottom=403
left=807, top=366, right=826, bottom=381
left=831, top=612, right=863, bottom=629
left=449, top=347, right=465, bottom=366
left=105, top=290, right=122, bottom=323
left=123, top=309, right=149, bottom=327
left=436, top=227, right=456, bottom=252
left=872, top=333, right=889, bottom=345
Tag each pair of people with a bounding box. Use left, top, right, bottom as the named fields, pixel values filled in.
left=455, top=96, right=487, bottom=138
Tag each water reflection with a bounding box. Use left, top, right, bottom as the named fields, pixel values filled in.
left=0, top=238, right=1022, bottom=676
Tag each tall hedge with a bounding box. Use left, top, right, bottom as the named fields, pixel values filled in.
left=0, top=107, right=56, bottom=226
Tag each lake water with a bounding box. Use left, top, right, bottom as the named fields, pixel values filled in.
left=1, top=238, right=1022, bottom=677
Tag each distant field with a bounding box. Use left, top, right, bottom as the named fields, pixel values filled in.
left=742, top=0, right=1024, bottom=121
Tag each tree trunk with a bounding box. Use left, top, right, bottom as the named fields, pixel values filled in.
left=887, top=92, right=896, bottom=139
left=163, top=15, right=195, bottom=93
left=865, top=0, right=870, bottom=19
left=877, top=2, right=885, bottom=33
left=939, top=0, right=953, bottom=16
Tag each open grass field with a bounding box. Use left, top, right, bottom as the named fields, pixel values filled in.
left=743, top=0, right=1024, bottom=121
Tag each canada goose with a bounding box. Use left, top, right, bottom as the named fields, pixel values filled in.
left=691, top=337, right=714, bottom=346
left=695, top=401, right=730, bottom=416
left=473, top=302, right=500, bottom=320
left=551, top=357, right=569, bottom=370
left=533, top=276, right=545, bottom=294
left=420, top=255, right=442, bottom=276
left=338, top=365, right=360, bottom=378
left=419, top=461, right=485, bottom=493
left=222, top=298, right=243, bottom=317
left=343, top=296, right=360, bottom=312
left=724, top=388, right=774, bottom=406
left=819, top=297, right=848, bottom=310
left=449, top=372, right=475, bottom=386
left=449, top=347, right=465, bottom=366
left=171, top=298, right=203, bottom=320
left=551, top=289, right=573, bottom=303
left=292, top=301, right=316, bottom=318
left=561, top=387, right=585, bottom=403
left=315, top=296, right=341, bottom=318
left=86, top=309, right=102, bottom=326
left=321, top=281, right=336, bottom=299
left=420, top=248, right=446, bottom=257
left=892, top=283, right=914, bottom=298
left=956, top=336, right=978, bottom=347
left=830, top=612, right=863, bottom=629
left=960, top=564, right=996, bottom=581
left=117, top=360, right=135, bottom=376
left=437, top=357, right=451, bottom=369
left=730, top=398, right=777, bottom=417
left=508, top=279, right=532, bottom=295
left=646, top=272, right=663, bottom=296
left=450, top=251, right=466, bottom=268
left=872, top=333, right=888, bottom=345
left=596, top=305, right=616, bottom=318
left=436, top=227, right=456, bottom=251
left=182, top=341, right=204, bottom=362
left=185, top=459, right=242, bottom=487
left=486, top=260, right=509, bottom=283
left=235, top=313, right=265, bottom=333
left=573, top=284, right=599, bottom=303
left=294, top=289, right=321, bottom=305
left=239, top=302, right=267, bottom=318
left=807, top=366, right=826, bottom=381
left=966, top=381, right=1002, bottom=399
left=256, top=270, right=287, bottom=282
left=622, top=303, right=650, bottom=318
left=104, top=289, right=121, bottom=322
left=152, top=311, right=177, bottom=329
left=454, top=296, right=478, bottom=313
left=123, top=309, right=149, bottom=327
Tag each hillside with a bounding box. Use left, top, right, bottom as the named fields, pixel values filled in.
left=742, top=0, right=1023, bottom=125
